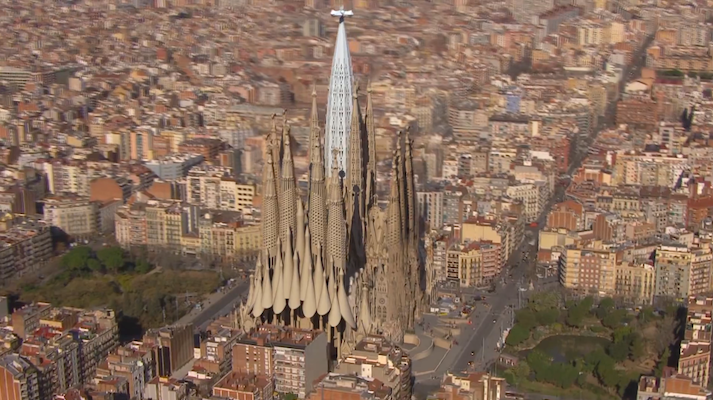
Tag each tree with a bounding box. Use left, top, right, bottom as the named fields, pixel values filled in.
left=602, top=309, right=626, bottom=329
left=595, top=355, right=619, bottom=387
left=515, top=309, right=538, bottom=330
left=61, top=246, right=92, bottom=272
left=135, top=260, right=152, bottom=274
left=97, top=247, right=126, bottom=273
left=608, top=340, right=629, bottom=362
left=613, top=326, right=634, bottom=343
left=596, top=297, right=615, bottom=319
left=87, top=258, right=104, bottom=273
left=630, top=334, right=645, bottom=361
left=536, top=308, right=560, bottom=326
left=566, top=304, right=586, bottom=327
left=529, top=292, right=559, bottom=312
left=655, top=348, right=670, bottom=378
left=506, top=324, right=530, bottom=346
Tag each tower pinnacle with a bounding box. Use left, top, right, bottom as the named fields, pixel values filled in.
left=324, top=7, right=355, bottom=177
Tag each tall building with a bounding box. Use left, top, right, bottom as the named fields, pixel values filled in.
left=232, top=325, right=329, bottom=399
left=324, top=8, right=355, bottom=177
left=237, top=12, right=424, bottom=360
left=0, top=354, right=40, bottom=400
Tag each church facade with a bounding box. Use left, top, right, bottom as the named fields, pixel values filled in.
left=238, top=13, right=425, bottom=357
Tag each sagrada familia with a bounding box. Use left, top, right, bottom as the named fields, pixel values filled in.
left=237, top=9, right=425, bottom=357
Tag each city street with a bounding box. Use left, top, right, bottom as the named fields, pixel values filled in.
left=176, top=280, right=249, bottom=331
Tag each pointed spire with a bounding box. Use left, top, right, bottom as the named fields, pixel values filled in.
left=296, top=200, right=305, bottom=270
left=405, top=128, right=417, bottom=241
left=252, top=267, right=264, bottom=318
left=309, top=84, right=321, bottom=165
left=289, top=251, right=301, bottom=310
left=338, top=267, right=356, bottom=329
left=328, top=257, right=342, bottom=327
left=345, top=81, right=364, bottom=232
left=246, top=273, right=256, bottom=310
left=261, top=124, right=280, bottom=260
left=309, top=111, right=328, bottom=262
left=259, top=253, right=273, bottom=311
left=282, top=234, right=294, bottom=300
left=316, top=253, right=332, bottom=317
left=300, top=226, right=313, bottom=302
left=270, top=115, right=281, bottom=180
left=280, top=124, right=297, bottom=246
left=387, top=150, right=403, bottom=250
left=358, top=281, right=373, bottom=335
left=365, top=81, right=377, bottom=206
left=272, top=242, right=286, bottom=315
left=397, top=131, right=408, bottom=239
left=324, top=11, right=355, bottom=177
left=314, top=248, right=326, bottom=307
left=302, top=249, right=317, bottom=318
left=327, top=149, right=346, bottom=281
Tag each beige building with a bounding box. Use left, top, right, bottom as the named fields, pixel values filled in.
left=43, top=196, right=98, bottom=237
left=0, top=215, right=52, bottom=281
left=461, top=215, right=523, bottom=266
left=538, top=228, right=579, bottom=251
left=559, top=246, right=619, bottom=295
left=654, top=245, right=693, bottom=301
left=614, top=263, right=655, bottom=305
left=115, top=197, right=261, bottom=259
left=183, top=168, right=256, bottom=212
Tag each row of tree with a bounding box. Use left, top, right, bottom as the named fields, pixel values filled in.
left=60, top=246, right=152, bottom=277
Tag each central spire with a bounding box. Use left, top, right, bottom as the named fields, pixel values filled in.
left=324, top=7, right=355, bottom=178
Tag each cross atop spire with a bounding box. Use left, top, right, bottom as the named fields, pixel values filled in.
left=330, top=6, right=354, bottom=23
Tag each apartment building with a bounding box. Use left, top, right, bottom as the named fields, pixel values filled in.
left=4, top=306, right=118, bottom=399
left=334, top=335, right=413, bottom=400
left=637, top=371, right=711, bottom=400
left=144, top=377, right=188, bottom=400
left=416, top=191, right=444, bottom=229
left=95, top=342, right=155, bottom=400
left=194, top=327, right=242, bottom=377
left=182, top=167, right=256, bottom=212
left=461, top=215, right=524, bottom=267
left=43, top=196, right=98, bottom=237
left=447, top=241, right=503, bottom=288
left=145, top=154, right=205, bottom=181
left=654, top=245, right=693, bottom=301
left=0, top=354, right=40, bottom=400
left=0, top=215, right=52, bottom=281
left=433, top=371, right=505, bottom=400
left=115, top=196, right=261, bottom=259
left=232, top=325, right=329, bottom=399
left=612, top=152, right=689, bottom=189
left=212, top=372, right=273, bottom=400
left=614, top=263, right=655, bottom=305
left=678, top=296, right=713, bottom=386
left=559, top=246, right=619, bottom=295
left=142, top=324, right=194, bottom=378
left=177, top=138, right=224, bottom=161
left=309, top=374, right=393, bottom=400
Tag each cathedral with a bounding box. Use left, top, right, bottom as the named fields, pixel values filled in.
left=238, top=10, right=424, bottom=357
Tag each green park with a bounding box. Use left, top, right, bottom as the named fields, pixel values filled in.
left=500, top=292, right=679, bottom=400
left=8, top=245, right=227, bottom=337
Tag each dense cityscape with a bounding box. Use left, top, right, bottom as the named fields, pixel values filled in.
left=0, top=0, right=712, bottom=400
